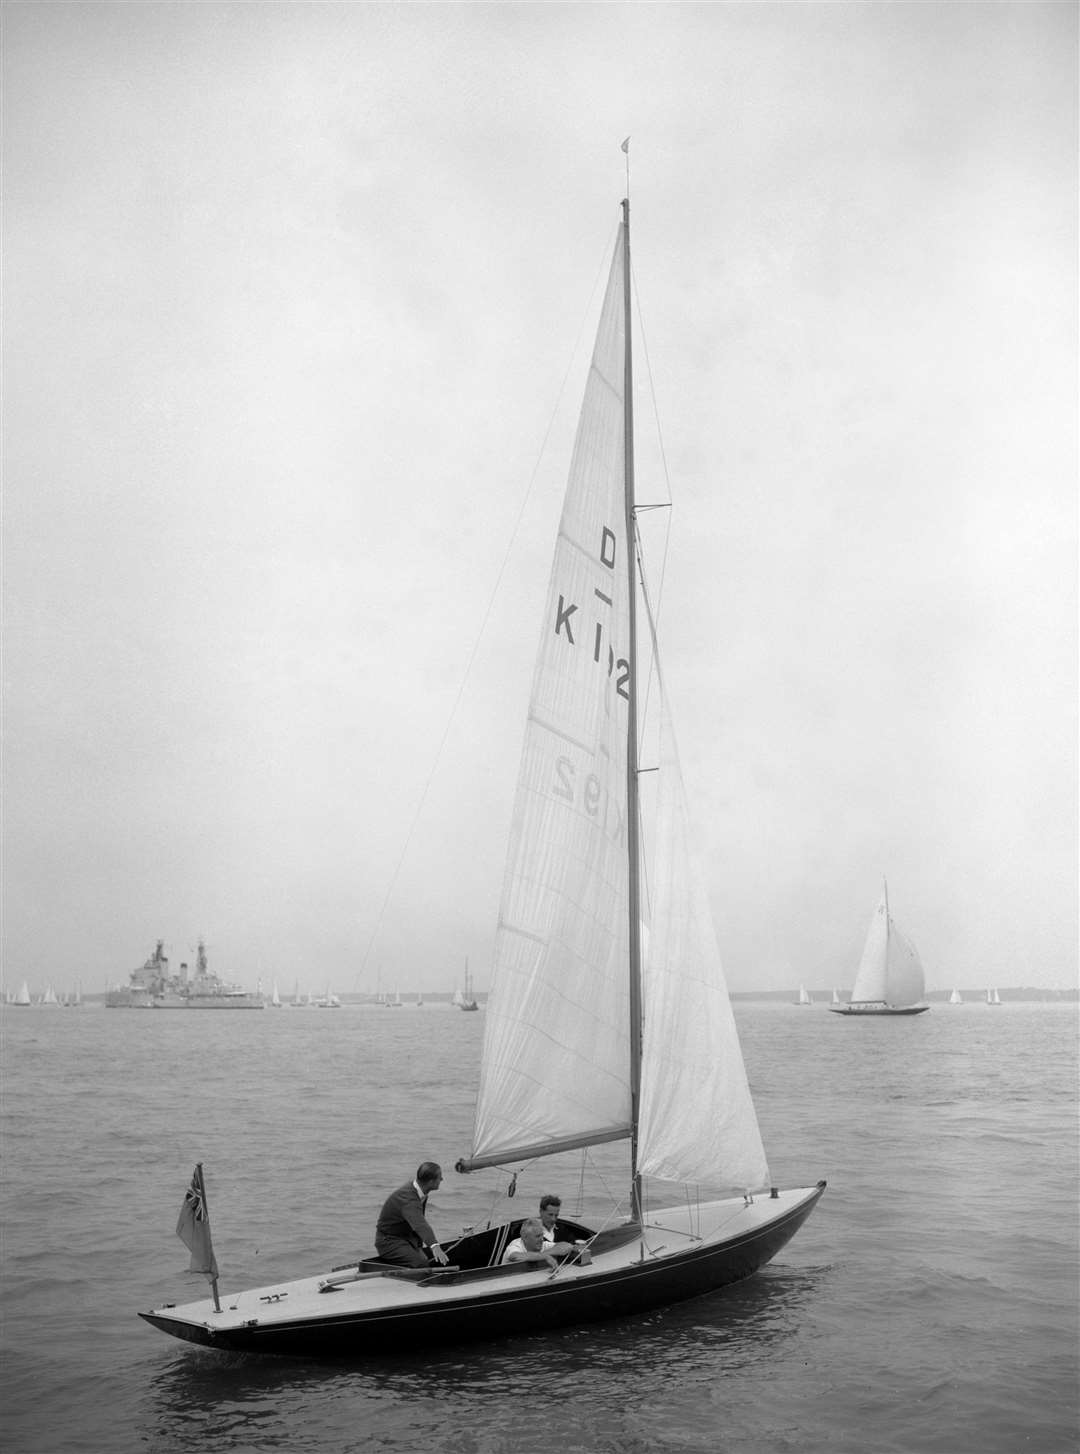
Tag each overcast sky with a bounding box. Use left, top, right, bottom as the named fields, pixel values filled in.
left=4, top=3, right=1076, bottom=998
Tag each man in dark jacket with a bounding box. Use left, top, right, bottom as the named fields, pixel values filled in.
left=539, top=1193, right=587, bottom=1259
left=375, top=1162, right=450, bottom=1268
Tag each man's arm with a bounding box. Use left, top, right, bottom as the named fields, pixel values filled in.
left=401, top=1194, right=449, bottom=1264
left=505, top=1246, right=557, bottom=1268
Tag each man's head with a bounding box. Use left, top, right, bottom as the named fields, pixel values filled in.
left=416, top=1162, right=443, bottom=1191
left=518, top=1218, right=545, bottom=1252
left=539, top=1194, right=561, bottom=1230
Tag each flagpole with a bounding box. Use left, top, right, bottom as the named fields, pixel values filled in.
left=195, top=1163, right=222, bottom=1312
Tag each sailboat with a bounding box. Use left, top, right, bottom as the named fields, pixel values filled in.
left=269, top=981, right=284, bottom=1008
left=140, top=194, right=825, bottom=1356
left=795, top=984, right=812, bottom=1006
left=14, top=980, right=31, bottom=1007
left=831, top=988, right=842, bottom=1006
left=458, top=958, right=478, bottom=1012
left=829, top=879, right=929, bottom=1016
left=949, top=988, right=962, bottom=1005
left=986, top=987, right=1002, bottom=1005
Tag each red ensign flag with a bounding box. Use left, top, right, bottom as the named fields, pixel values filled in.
left=176, top=1166, right=219, bottom=1280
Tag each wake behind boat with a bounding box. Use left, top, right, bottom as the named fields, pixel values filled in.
left=141, top=190, right=825, bottom=1357
left=829, top=879, right=929, bottom=1016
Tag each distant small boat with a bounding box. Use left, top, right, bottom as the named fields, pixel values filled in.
left=14, top=980, right=31, bottom=1007
left=269, top=981, right=284, bottom=1008
left=795, top=984, right=812, bottom=1006
left=831, top=988, right=841, bottom=1006
left=986, top=988, right=1002, bottom=1005
left=457, top=958, right=479, bottom=1012
left=949, top=988, right=962, bottom=1005
left=312, top=987, right=341, bottom=1009
left=829, top=879, right=929, bottom=1016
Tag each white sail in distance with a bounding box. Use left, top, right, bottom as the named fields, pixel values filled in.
left=850, top=886, right=926, bottom=1008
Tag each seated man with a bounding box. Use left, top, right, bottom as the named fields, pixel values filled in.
left=374, top=1162, right=451, bottom=1268
left=538, top=1193, right=589, bottom=1259
left=502, top=1217, right=591, bottom=1268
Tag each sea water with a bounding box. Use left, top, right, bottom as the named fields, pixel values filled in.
left=2, top=999, right=1077, bottom=1454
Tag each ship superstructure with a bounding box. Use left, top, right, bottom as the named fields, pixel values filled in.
left=106, top=940, right=264, bottom=1009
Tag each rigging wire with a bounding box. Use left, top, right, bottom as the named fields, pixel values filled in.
left=629, top=253, right=676, bottom=939
left=355, top=223, right=621, bottom=988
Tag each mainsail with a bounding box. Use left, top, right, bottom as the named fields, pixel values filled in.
left=468, top=232, right=633, bottom=1167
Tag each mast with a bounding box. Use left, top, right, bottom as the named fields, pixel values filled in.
left=622, top=197, right=644, bottom=1223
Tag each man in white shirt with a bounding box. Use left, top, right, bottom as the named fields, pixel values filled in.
left=502, top=1219, right=559, bottom=1268
left=502, top=1217, right=591, bottom=1267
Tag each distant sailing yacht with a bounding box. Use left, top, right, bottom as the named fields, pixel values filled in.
left=949, top=988, right=962, bottom=1005
left=986, top=988, right=1002, bottom=1005
left=795, top=984, right=812, bottom=1006
left=458, top=958, right=479, bottom=1012
left=829, top=879, right=929, bottom=1016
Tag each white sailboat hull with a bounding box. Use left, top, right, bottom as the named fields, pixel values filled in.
left=142, top=1183, right=825, bottom=1356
